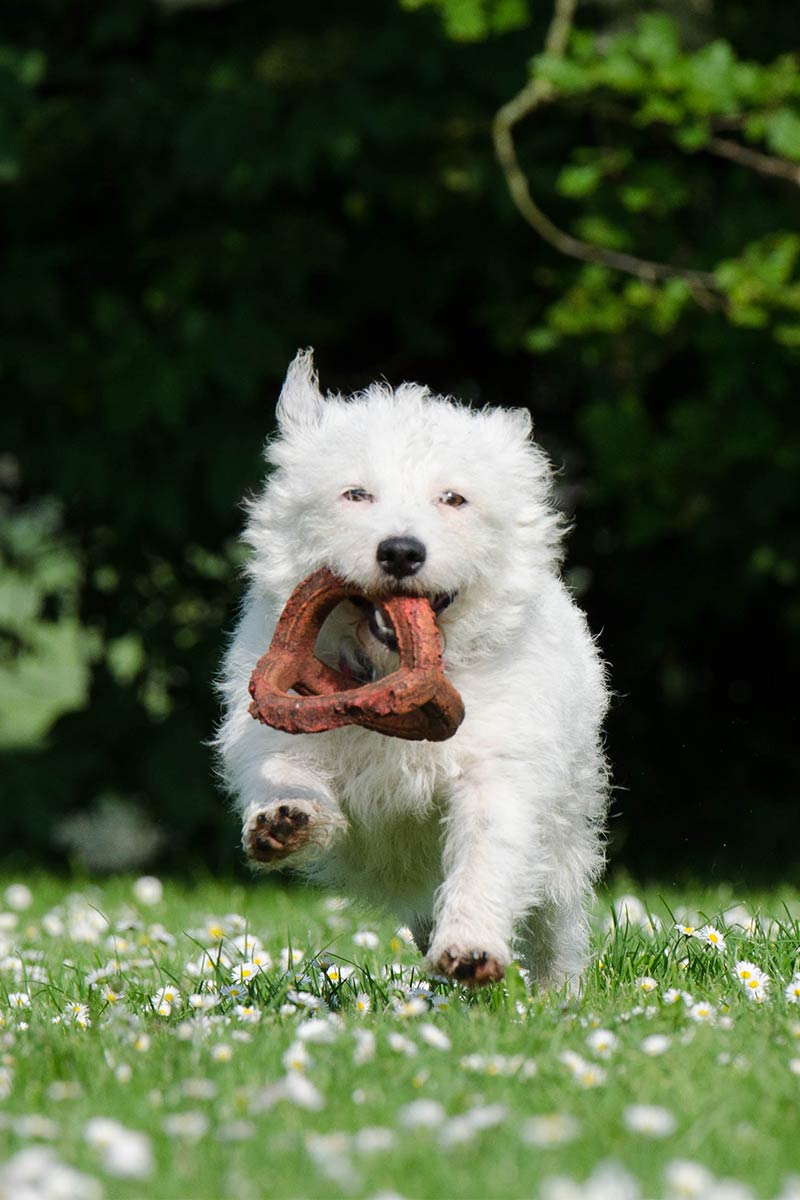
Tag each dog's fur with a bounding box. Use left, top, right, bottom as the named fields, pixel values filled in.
left=216, top=350, right=609, bottom=989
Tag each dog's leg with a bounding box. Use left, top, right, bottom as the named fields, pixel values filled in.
left=426, top=762, right=542, bottom=987
left=236, top=749, right=346, bottom=871
left=518, top=898, right=590, bottom=995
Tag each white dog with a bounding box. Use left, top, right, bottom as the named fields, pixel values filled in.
left=216, top=350, right=609, bottom=989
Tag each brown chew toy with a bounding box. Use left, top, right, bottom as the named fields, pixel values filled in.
left=248, top=567, right=465, bottom=741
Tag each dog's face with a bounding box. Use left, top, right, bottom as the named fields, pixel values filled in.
left=246, top=351, right=563, bottom=656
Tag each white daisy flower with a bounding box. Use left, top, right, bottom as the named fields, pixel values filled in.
left=688, top=1001, right=716, bottom=1023
left=663, top=1158, right=716, bottom=1198
left=521, top=1113, right=580, bottom=1147
left=282, top=1041, right=310, bottom=1072
left=132, top=877, right=163, bottom=907
left=283, top=1071, right=325, bottom=1110
left=63, top=1001, right=91, bottom=1028
left=280, top=947, right=305, bottom=970
left=419, top=1023, right=451, bottom=1051
left=8, top=992, right=31, bottom=1009
left=399, top=1099, right=446, bottom=1128
left=4, top=884, right=33, bottom=911
left=152, top=984, right=182, bottom=1009
left=353, top=1126, right=395, bottom=1153
left=354, top=992, right=372, bottom=1015
left=353, top=930, right=380, bottom=949
left=84, top=1117, right=154, bottom=1178
left=211, top=1044, right=233, bottom=1062
left=695, top=925, right=726, bottom=952
left=163, top=1111, right=209, bottom=1140
left=232, top=1004, right=261, bottom=1023
left=785, top=976, right=800, bottom=1004
left=387, top=1032, right=417, bottom=1057
left=230, top=961, right=261, bottom=985
left=733, top=961, right=762, bottom=985
left=296, top=1020, right=337, bottom=1044
left=353, top=1029, right=376, bottom=1064
left=623, top=1104, right=677, bottom=1137
left=586, top=1029, right=618, bottom=1058
left=636, top=976, right=658, bottom=993
left=641, top=1034, right=672, bottom=1056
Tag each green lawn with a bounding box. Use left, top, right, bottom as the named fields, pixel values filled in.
left=0, top=874, right=799, bottom=1199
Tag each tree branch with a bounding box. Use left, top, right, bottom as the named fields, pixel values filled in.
left=491, top=0, right=724, bottom=310
left=707, top=136, right=800, bottom=188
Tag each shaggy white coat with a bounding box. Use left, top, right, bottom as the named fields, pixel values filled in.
left=216, top=350, right=609, bottom=988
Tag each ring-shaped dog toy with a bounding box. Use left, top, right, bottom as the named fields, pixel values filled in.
left=248, top=567, right=465, bottom=741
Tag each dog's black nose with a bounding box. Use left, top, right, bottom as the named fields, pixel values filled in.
left=376, top=536, right=427, bottom=579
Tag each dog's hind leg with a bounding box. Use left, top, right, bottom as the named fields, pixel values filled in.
left=517, top=897, right=590, bottom=996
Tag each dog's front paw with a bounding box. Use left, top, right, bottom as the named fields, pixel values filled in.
left=244, top=804, right=313, bottom=865
left=430, top=945, right=507, bottom=987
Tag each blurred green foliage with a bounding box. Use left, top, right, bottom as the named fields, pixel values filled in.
left=1, top=0, right=798, bottom=876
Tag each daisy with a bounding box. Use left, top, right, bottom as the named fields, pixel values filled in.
left=399, top=1099, right=446, bottom=1128
left=663, top=1158, right=715, bottom=1197
left=232, top=1004, right=261, bottom=1023
left=132, top=876, right=163, bottom=906
left=163, top=1112, right=209, bottom=1140
left=675, top=922, right=696, bottom=937
left=419, top=1023, right=451, bottom=1051
left=282, top=1041, right=310, bottom=1072
left=354, top=993, right=371, bottom=1015
left=280, top=947, right=305, bottom=970
left=695, top=925, right=726, bottom=952
left=586, top=1029, right=618, bottom=1058
left=521, top=1113, right=580, bottom=1147
left=152, top=985, right=182, bottom=1009
left=785, top=976, right=800, bottom=1004
left=387, top=1032, right=417, bottom=1057
left=662, top=988, right=683, bottom=1006
left=211, top=1044, right=233, bottom=1062
left=733, top=961, right=762, bottom=986
left=688, top=1001, right=716, bottom=1023
left=353, top=1029, right=376, bottom=1065
left=623, top=1104, right=677, bottom=1137
left=4, top=884, right=33, bottom=911
left=641, top=1034, right=672, bottom=1056
left=8, top=992, right=31, bottom=1009
left=637, top=976, right=658, bottom=993
left=353, top=930, right=379, bottom=949
left=230, top=961, right=261, bottom=985
left=63, top=1001, right=91, bottom=1028
left=392, top=996, right=428, bottom=1018
left=231, top=934, right=263, bottom=958
left=221, top=982, right=248, bottom=1002
left=734, top=963, right=770, bottom=1001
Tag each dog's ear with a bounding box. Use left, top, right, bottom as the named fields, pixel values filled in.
left=507, top=407, right=533, bottom=439
left=276, top=348, right=324, bottom=431
left=490, top=406, right=532, bottom=440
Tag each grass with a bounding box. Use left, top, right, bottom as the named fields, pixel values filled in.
left=0, top=874, right=799, bottom=1199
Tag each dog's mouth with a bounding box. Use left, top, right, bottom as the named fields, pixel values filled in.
left=350, top=593, right=456, bottom=652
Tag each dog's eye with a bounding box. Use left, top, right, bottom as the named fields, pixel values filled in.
left=341, top=487, right=374, bottom=503
left=438, top=491, right=468, bottom=508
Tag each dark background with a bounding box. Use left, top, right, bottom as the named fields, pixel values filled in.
left=2, top=0, right=798, bottom=880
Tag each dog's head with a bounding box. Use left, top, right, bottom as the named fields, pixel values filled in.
left=245, top=350, right=565, bottom=661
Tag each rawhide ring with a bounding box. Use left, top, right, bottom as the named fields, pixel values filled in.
left=248, top=567, right=465, bottom=742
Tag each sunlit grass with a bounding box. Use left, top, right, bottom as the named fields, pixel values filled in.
left=0, top=874, right=799, bottom=1198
